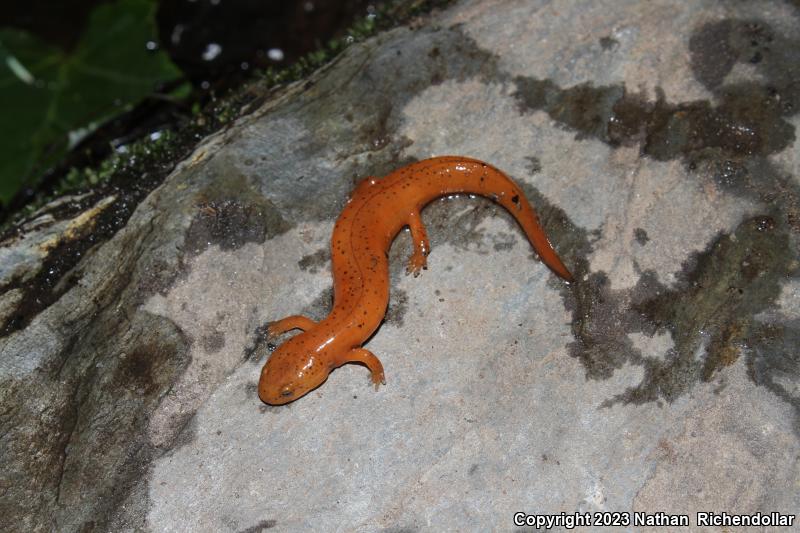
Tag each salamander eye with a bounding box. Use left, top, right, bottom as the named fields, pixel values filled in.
left=281, top=390, right=293, bottom=397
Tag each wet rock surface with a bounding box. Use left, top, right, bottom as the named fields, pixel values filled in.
left=2, top=0, right=799, bottom=531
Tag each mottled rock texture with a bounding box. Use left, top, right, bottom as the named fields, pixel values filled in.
left=1, top=0, right=799, bottom=531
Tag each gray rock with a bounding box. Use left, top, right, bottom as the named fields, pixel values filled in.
left=1, top=0, right=799, bottom=531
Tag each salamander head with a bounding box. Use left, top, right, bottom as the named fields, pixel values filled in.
left=258, top=335, right=331, bottom=405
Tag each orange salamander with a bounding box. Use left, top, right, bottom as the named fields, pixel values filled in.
left=259, top=156, right=573, bottom=404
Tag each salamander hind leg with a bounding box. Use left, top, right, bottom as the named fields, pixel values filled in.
left=406, top=208, right=430, bottom=277
left=267, top=315, right=316, bottom=337
left=344, top=348, right=386, bottom=390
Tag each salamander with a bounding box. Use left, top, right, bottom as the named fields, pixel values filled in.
left=259, top=156, right=573, bottom=405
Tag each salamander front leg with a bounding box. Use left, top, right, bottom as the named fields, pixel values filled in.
left=343, top=347, right=386, bottom=390
left=267, top=315, right=316, bottom=337
left=406, top=208, right=430, bottom=277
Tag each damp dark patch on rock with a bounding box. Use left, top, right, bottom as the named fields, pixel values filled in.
left=524, top=156, right=542, bottom=175
left=114, top=340, right=182, bottom=395
left=636, top=216, right=792, bottom=383
left=135, top=256, right=190, bottom=298
left=491, top=231, right=518, bottom=251
left=298, top=248, right=329, bottom=273
left=599, top=36, right=619, bottom=51
left=512, top=17, right=800, bottom=253
left=512, top=77, right=794, bottom=163
left=513, top=19, right=798, bottom=162
left=689, top=19, right=799, bottom=99
left=420, top=196, right=504, bottom=255
left=512, top=19, right=799, bottom=222
left=1, top=311, right=191, bottom=531
left=525, top=162, right=799, bottom=421
left=184, top=169, right=291, bottom=257
left=243, top=381, right=259, bottom=397
left=694, top=154, right=800, bottom=235
left=201, top=329, right=225, bottom=354
left=243, top=323, right=271, bottom=362
left=592, top=216, right=797, bottom=408
left=513, top=78, right=621, bottom=143
left=384, top=288, right=409, bottom=328
left=517, top=182, right=596, bottom=282
left=300, top=286, right=334, bottom=325
left=237, top=519, right=278, bottom=533
left=634, top=228, right=649, bottom=245
left=350, top=101, right=415, bottom=159
left=185, top=198, right=290, bottom=256
left=378, top=25, right=501, bottom=101
left=515, top=185, right=646, bottom=379
left=563, top=269, right=648, bottom=380
left=747, top=319, right=800, bottom=429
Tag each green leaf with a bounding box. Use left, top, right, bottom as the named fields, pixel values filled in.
left=0, top=0, right=181, bottom=204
